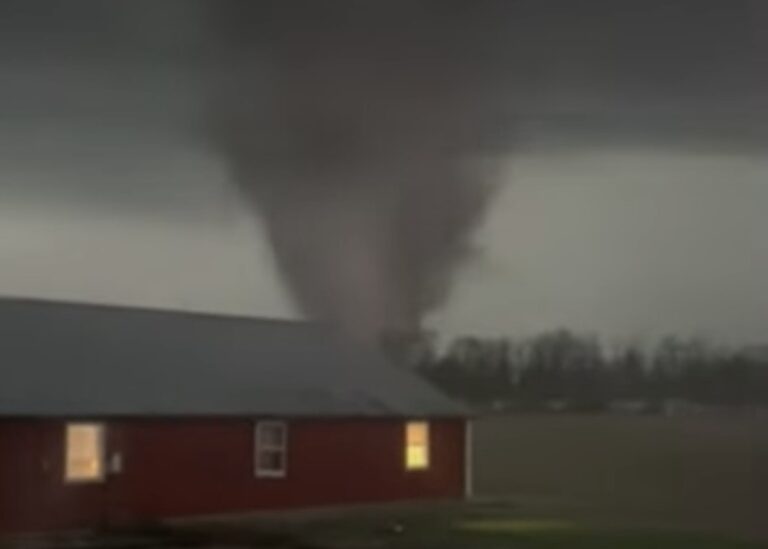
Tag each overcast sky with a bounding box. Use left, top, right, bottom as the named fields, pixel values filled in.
left=1, top=1, right=767, bottom=344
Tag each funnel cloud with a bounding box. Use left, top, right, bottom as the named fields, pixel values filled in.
left=209, top=2, right=516, bottom=339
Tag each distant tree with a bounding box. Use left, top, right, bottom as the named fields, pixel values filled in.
left=417, top=329, right=768, bottom=411
left=611, top=343, right=648, bottom=399
left=517, top=329, right=607, bottom=408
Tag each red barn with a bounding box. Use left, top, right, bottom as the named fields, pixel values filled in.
left=0, top=299, right=471, bottom=535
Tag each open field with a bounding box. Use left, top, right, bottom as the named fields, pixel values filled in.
left=161, top=510, right=764, bottom=549
left=473, top=413, right=768, bottom=539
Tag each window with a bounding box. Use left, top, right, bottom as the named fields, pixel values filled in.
left=255, top=421, right=288, bottom=478
left=65, top=423, right=105, bottom=483
left=405, top=421, right=430, bottom=471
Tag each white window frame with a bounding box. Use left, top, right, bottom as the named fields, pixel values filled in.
left=254, top=421, right=288, bottom=478
left=405, top=420, right=431, bottom=472
left=64, top=422, right=107, bottom=484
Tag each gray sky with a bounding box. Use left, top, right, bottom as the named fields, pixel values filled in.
left=1, top=1, right=767, bottom=344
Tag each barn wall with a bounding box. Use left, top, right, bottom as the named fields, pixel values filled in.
left=0, top=421, right=109, bottom=533
left=0, top=418, right=466, bottom=534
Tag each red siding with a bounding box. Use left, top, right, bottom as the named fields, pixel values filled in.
left=0, top=418, right=466, bottom=535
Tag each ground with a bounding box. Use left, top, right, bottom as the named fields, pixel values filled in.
left=105, top=500, right=765, bottom=549
left=473, top=413, right=768, bottom=540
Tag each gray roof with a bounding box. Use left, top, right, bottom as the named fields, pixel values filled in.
left=0, top=298, right=466, bottom=418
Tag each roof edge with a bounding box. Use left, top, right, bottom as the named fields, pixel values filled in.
left=0, top=294, right=304, bottom=327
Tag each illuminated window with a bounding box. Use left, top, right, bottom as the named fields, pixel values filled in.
left=405, top=421, right=430, bottom=470
left=255, top=421, right=288, bottom=478
left=65, top=423, right=105, bottom=483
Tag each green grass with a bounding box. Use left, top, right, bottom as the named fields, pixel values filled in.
left=459, top=518, right=578, bottom=533
left=154, top=500, right=767, bottom=548
left=449, top=528, right=762, bottom=549
left=292, top=512, right=765, bottom=549
left=452, top=519, right=763, bottom=549
left=196, top=505, right=761, bottom=549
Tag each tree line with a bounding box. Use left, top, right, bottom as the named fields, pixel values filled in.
left=388, top=330, right=768, bottom=411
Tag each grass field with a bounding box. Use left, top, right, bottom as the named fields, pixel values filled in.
left=167, top=505, right=766, bottom=549
left=473, top=413, right=768, bottom=540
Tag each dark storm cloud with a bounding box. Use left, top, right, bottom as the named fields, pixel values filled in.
left=1, top=0, right=766, bottom=339
left=2, top=0, right=765, bottom=167
left=0, top=0, right=212, bottom=217
left=1, top=0, right=764, bottom=121
left=203, top=0, right=767, bottom=338
left=202, top=0, right=768, bottom=149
